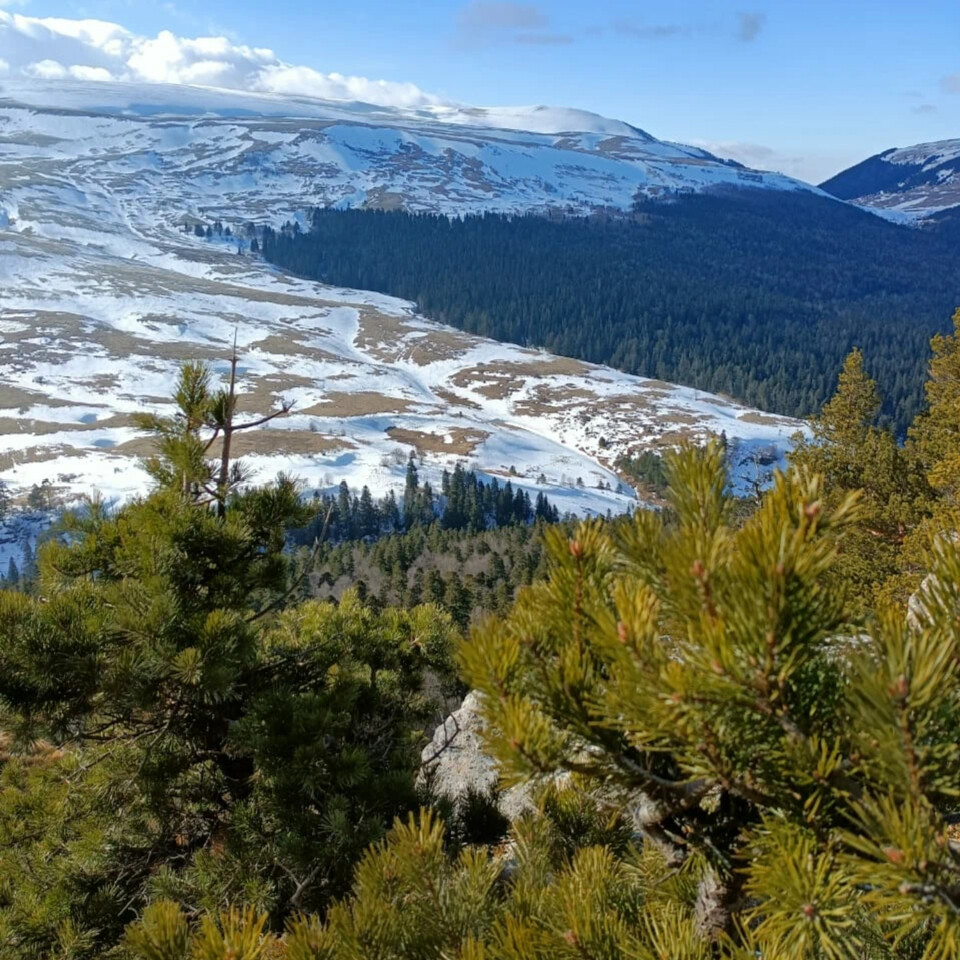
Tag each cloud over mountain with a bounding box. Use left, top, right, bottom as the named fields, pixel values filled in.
left=0, top=11, right=439, bottom=107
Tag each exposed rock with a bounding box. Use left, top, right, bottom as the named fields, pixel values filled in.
left=419, top=691, right=534, bottom=821
left=908, top=571, right=939, bottom=633
left=907, top=534, right=959, bottom=633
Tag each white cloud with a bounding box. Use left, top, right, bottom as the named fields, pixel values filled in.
left=0, top=11, right=440, bottom=108
left=24, top=58, right=67, bottom=79
left=256, top=65, right=435, bottom=108
left=69, top=64, right=114, bottom=82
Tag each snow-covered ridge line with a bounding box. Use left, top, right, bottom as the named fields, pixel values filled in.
left=0, top=78, right=807, bottom=521
left=0, top=77, right=820, bottom=217
left=1, top=78, right=643, bottom=137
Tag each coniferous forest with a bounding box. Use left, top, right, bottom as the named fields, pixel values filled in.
left=262, top=193, right=960, bottom=435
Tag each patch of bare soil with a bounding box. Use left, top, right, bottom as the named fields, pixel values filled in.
left=234, top=374, right=316, bottom=414
left=0, top=385, right=82, bottom=411
left=248, top=334, right=342, bottom=363
left=354, top=311, right=476, bottom=365
left=0, top=416, right=124, bottom=437
left=219, top=430, right=355, bottom=458
left=115, top=429, right=353, bottom=460
left=649, top=428, right=701, bottom=447
left=657, top=411, right=701, bottom=426
left=737, top=411, right=793, bottom=427
left=0, top=444, right=74, bottom=472
left=432, top=387, right=482, bottom=410
left=386, top=426, right=489, bottom=457
left=91, top=328, right=225, bottom=361
left=513, top=384, right=598, bottom=416
left=451, top=356, right=591, bottom=399
left=639, top=381, right=675, bottom=393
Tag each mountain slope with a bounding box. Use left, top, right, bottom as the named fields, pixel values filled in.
left=264, top=194, right=960, bottom=437
left=0, top=78, right=820, bottom=218
left=0, top=79, right=803, bottom=515
left=821, top=139, right=960, bottom=222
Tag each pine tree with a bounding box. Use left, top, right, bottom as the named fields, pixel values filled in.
left=790, top=349, right=928, bottom=614
left=0, top=366, right=458, bottom=956
left=127, top=443, right=960, bottom=958
left=909, top=307, right=960, bottom=520
left=132, top=356, right=293, bottom=515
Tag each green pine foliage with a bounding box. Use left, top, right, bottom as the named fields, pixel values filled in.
left=456, top=442, right=960, bottom=958
left=0, top=364, right=460, bottom=958
left=906, top=307, right=960, bottom=548
left=6, top=347, right=960, bottom=959
left=789, top=349, right=930, bottom=615
left=123, top=441, right=960, bottom=960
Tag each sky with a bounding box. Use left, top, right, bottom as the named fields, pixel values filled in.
left=1, top=0, right=958, bottom=183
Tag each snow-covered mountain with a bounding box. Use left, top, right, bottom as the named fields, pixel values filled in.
left=1, top=78, right=819, bottom=217
left=0, top=78, right=805, bottom=518
left=820, top=139, right=960, bottom=223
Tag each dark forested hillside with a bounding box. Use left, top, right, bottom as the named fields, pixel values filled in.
left=262, top=193, right=960, bottom=435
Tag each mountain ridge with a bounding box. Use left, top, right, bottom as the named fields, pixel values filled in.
left=820, top=138, right=960, bottom=222
left=0, top=78, right=818, bottom=218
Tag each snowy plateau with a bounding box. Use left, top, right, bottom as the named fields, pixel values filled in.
left=0, top=78, right=805, bottom=537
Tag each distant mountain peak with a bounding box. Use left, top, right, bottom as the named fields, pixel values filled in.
left=821, top=138, right=960, bottom=222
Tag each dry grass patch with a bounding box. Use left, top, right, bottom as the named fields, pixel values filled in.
left=737, top=411, right=793, bottom=427
left=234, top=374, right=316, bottom=414
left=451, top=356, right=591, bottom=400
left=354, top=311, right=476, bottom=366
left=650, top=428, right=702, bottom=447
left=0, top=417, right=93, bottom=437
left=248, top=334, right=343, bottom=363
left=115, top=429, right=353, bottom=460
left=514, top=384, right=598, bottom=416
left=0, top=385, right=81, bottom=411
left=387, top=426, right=489, bottom=457
left=217, top=430, right=354, bottom=458
left=301, top=392, right=418, bottom=418
left=658, top=412, right=701, bottom=427
left=0, top=444, right=72, bottom=472
left=432, top=387, right=482, bottom=410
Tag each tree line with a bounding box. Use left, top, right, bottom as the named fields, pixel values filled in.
left=260, top=194, right=960, bottom=436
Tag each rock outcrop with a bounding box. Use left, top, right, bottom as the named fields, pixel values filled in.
left=419, top=691, right=534, bottom=821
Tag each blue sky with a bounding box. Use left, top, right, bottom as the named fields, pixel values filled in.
left=5, top=0, right=960, bottom=181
